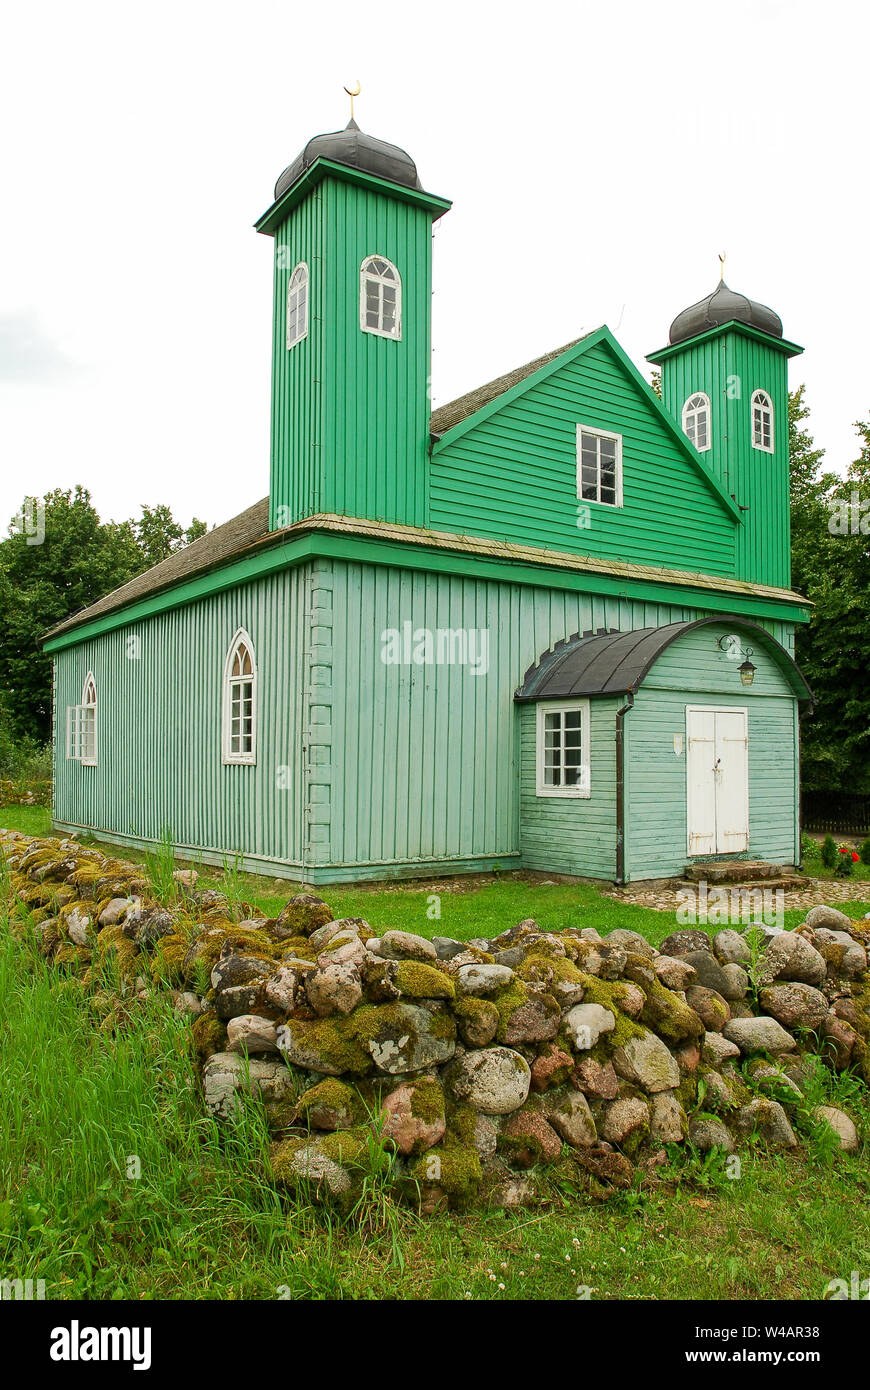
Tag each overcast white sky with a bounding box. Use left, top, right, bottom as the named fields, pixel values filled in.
left=2, top=0, right=867, bottom=534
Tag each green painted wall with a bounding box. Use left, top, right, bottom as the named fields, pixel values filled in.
left=269, top=174, right=436, bottom=531
left=430, top=338, right=739, bottom=576
left=625, top=620, right=800, bottom=880
left=518, top=700, right=621, bottom=877
left=657, top=326, right=792, bottom=589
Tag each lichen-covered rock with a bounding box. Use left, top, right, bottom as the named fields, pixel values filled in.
left=573, top=1055, right=619, bottom=1099
left=812, top=1105, right=859, bottom=1152
left=380, top=1080, right=447, bottom=1155
left=758, top=931, right=827, bottom=987
left=564, top=1002, right=616, bottom=1050
left=354, top=1002, right=456, bottom=1073
left=702, top=1031, right=741, bottom=1066
left=453, top=997, right=499, bottom=1047
left=732, top=1098, right=798, bottom=1147
left=650, top=1090, right=688, bottom=1142
left=713, top=929, right=752, bottom=966
left=638, top=977, right=705, bottom=1045
left=277, top=1016, right=372, bottom=1075
left=542, top=1086, right=597, bottom=1147
left=804, top=905, right=856, bottom=933
left=723, top=1015, right=797, bottom=1055
left=98, top=897, right=132, bottom=927
left=719, top=963, right=750, bottom=1001
left=394, top=960, right=455, bottom=1000
left=653, top=955, right=697, bottom=990
left=456, top=963, right=514, bottom=996
left=202, top=1052, right=293, bottom=1118
left=659, top=929, right=711, bottom=958
left=502, top=1108, right=563, bottom=1167
left=270, top=1139, right=353, bottom=1197
left=65, top=905, right=92, bottom=946
left=378, top=930, right=438, bottom=962
left=573, top=1147, right=634, bottom=1188
left=604, top=929, right=655, bottom=959
left=226, top=1013, right=280, bottom=1053
left=821, top=1012, right=858, bottom=1069
left=447, top=1046, right=531, bottom=1114
left=813, top=929, right=867, bottom=979
left=298, top=1078, right=358, bottom=1130
left=601, top=1096, right=650, bottom=1146
left=758, top=982, right=828, bottom=1031
left=122, top=904, right=176, bottom=948
left=688, top=1115, right=734, bottom=1153
left=306, top=960, right=364, bottom=1017
left=681, top=950, right=734, bottom=997
left=262, top=965, right=297, bottom=1015
left=612, top=1029, right=680, bottom=1093
left=274, top=894, right=333, bottom=939
left=496, top=982, right=560, bottom=1045
left=685, top=985, right=731, bottom=1031
left=530, top=1043, right=575, bottom=1093
left=211, top=952, right=272, bottom=1019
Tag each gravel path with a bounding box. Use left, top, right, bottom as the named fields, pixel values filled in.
left=609, top=878, right=870, bottom=914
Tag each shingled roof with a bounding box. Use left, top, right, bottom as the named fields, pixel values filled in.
left=44, top=497, right=272, bottom=639
left=429, top=337, right=585, bottom=435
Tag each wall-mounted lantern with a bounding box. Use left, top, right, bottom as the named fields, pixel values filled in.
left=717, top=633, right=756, bottom=687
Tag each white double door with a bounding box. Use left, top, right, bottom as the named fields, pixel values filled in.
left=686, top=705, right=749, bottom=856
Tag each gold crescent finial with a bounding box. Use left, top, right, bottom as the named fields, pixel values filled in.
left=344, top=81, right=361, bottom=120
left=718, top=251, right=726, bottom=281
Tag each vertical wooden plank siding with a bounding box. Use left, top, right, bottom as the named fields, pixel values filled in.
left=626, top=621, right=799, bottom=879
left=270, top=176, right=433, bottom=532
left=660, top=327, right=791, bottom=590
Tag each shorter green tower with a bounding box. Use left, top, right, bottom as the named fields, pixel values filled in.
left=648, top=281, right=802, bottom=590
left=256, top=121, right=451, bottom=533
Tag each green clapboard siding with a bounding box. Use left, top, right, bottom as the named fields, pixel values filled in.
left=625, top=620, right=799, bottom=880
left=53, top=567, right=310, bottom=875
left=270, top=175, right=435, bottom=531
left=659, top=326, right=792, bottom=589
left=518, top=700, right=620, bottom=877
left=431, top=338, right=738, bottom=575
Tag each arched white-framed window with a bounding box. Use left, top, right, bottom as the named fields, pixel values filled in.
left=67, top=671, right=97, bottom=765
left=286, top=262, right=309, bottom=349
left=222, top=629, right=257, bottom=765
left=751, top=389, right=774, bottom=452
left=681, top=392, right=711, bottom=452
left=360, top=255, right=402, bottom=339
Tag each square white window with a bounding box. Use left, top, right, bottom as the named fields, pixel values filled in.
left=535, top=701, right=591, bottom=798
left=576, top=426, right=623, bottom=507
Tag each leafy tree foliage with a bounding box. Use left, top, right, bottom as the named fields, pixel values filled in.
left=789, top=389, right=870, bottom=792
left=0, top=488, right=208, bottom=742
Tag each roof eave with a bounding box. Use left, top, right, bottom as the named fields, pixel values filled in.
left=255, top=158, right=451, bottom=236
left=647, top=321, right=804, bottom=365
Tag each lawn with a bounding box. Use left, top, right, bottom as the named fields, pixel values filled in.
left=3, top=808, right=870, bottom=1301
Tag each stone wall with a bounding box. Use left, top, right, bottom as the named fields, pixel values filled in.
left=2, top=828, right=868, bottom=1211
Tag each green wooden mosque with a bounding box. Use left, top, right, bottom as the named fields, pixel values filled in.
left=44, top=113, right=813, bottom=884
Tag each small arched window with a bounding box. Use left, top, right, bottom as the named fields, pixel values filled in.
left=751, top=390, right=774, bottom=452
left=286, top=262, right=309, bottom=349
left=222, top=629, right=257, bottom=765
left=360, top=256, right=401, bottom=339
left=67, top=672, right=97, bottom=765
left=682, top=392, right=711, bottom=452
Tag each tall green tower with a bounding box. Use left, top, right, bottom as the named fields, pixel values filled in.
left=647, top=282, right=803, bottom=590
left=256, top=120, right=451, bottom=533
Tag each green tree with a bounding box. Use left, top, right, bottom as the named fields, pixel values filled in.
left=0, top=488, right=208, bottom=743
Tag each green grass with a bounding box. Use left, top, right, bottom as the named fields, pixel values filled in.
left=2, top=886, right=870, bottom=1299
left=3, top=804, right=870, bottom=942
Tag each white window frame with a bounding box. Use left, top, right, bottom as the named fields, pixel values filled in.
left=681, top=391, right=712, bottom=452
left=66, top=672, right=97, bottom=765
left=751, top=389, right=774, bottom=453
left=222, top=628, right=257, bottom=766
left=535, top=700, right=591, bottom=798
left=359, top=255, right=402, bottom=340
left=286, top=262, right=309, bottom=349
left=576, top=425, right=623, bottom=508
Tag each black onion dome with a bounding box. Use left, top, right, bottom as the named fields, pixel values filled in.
left=668, top=280, right=783, bottom=346
left=274, top=119, right=423, bottom=200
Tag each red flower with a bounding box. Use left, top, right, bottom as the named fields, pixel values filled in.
left=839, top=847, right=848, bottom=853
left=852, top=852, right=860, bottom=862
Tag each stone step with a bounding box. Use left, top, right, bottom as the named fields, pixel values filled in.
left=684, top=861, right=798, bottom=884
left=677, top=875, right=812, bottom=893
